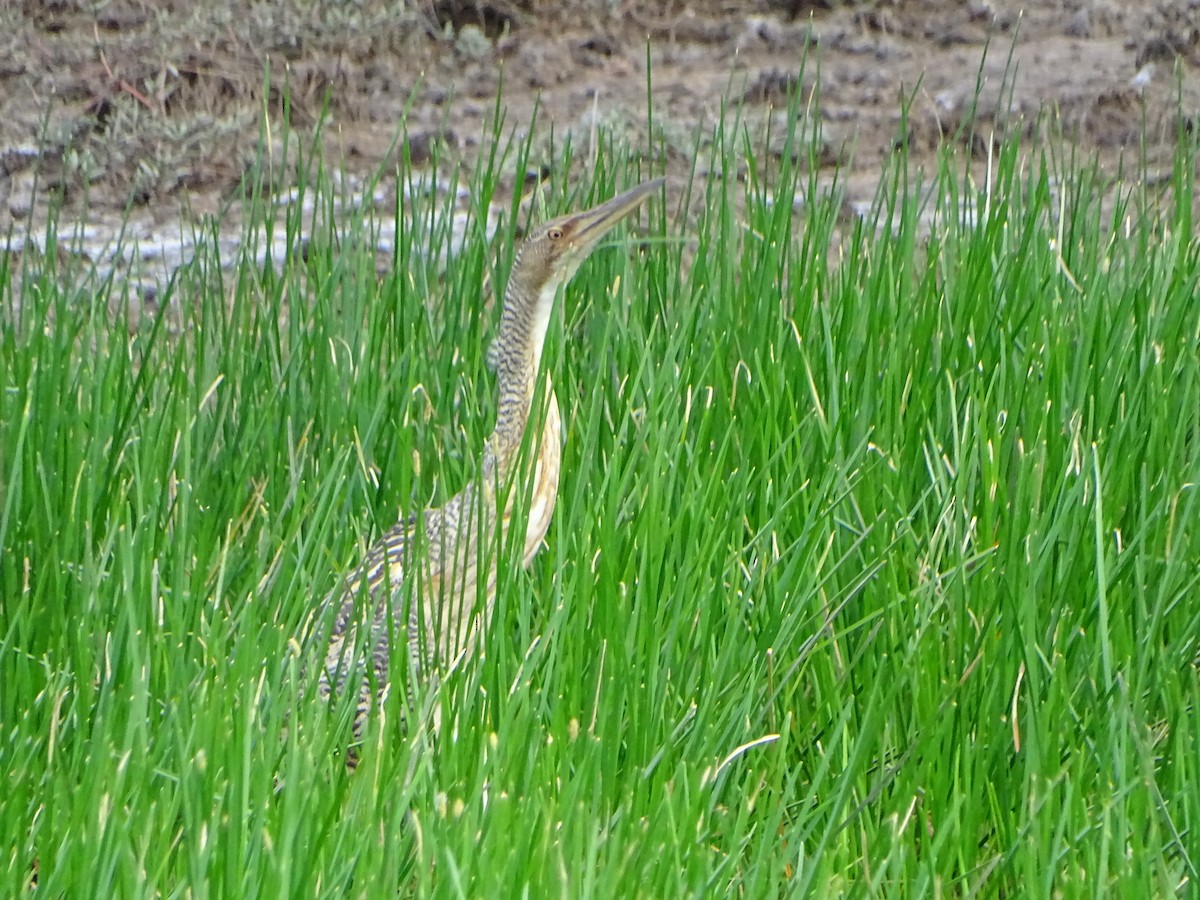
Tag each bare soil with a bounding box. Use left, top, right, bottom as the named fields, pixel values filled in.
left=1, top=1, right=1197, bottom=289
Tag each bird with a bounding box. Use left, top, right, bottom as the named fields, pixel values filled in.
left=317, top=177, right=664, bottom=765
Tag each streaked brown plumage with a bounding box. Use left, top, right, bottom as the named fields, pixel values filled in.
left=317, top=178, right=663, bottom=763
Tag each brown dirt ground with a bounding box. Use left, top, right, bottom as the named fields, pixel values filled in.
left=1, top=0, right=1198, bottom=290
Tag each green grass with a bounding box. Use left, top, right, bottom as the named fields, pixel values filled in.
left=2, top=89, right=1199, bottom=897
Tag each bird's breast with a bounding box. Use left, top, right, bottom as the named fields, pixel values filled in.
left=523, top=387, right=562, bottom=567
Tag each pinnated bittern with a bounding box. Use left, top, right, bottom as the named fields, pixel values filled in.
left=318, top=178, right=663, bottom=762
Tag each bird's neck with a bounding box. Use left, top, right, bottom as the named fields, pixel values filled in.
left=487, top=278, right=559, bottom=483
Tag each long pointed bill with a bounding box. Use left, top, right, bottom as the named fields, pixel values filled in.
left=568, top=177, right=665, bottom=251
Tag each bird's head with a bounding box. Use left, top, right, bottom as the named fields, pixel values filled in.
left=510, top=177, right=664, bottom=307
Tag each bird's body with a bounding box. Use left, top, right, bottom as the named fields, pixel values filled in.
left=317, top=179, right=662, bottom=761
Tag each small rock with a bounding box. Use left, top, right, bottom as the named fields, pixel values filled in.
left=573, top=32, right=619, bottom=67
left=1064, top=7, right=1091, bottom=38
left=1130, top=63, right=1156, bottom=92
left=967, top=1, right=994, bottom=23
left=742, top=69, right=803, bottom=106
left=7, top=170, right=37, bottom=220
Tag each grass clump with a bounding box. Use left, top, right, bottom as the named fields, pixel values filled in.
left=2, top=87, right=1198, bottom=896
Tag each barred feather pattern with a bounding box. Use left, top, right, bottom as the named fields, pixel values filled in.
left=316, top=276, right=562, bottom=758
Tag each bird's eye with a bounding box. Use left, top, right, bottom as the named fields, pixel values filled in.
left=547, top=227, right=564, bottom=240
